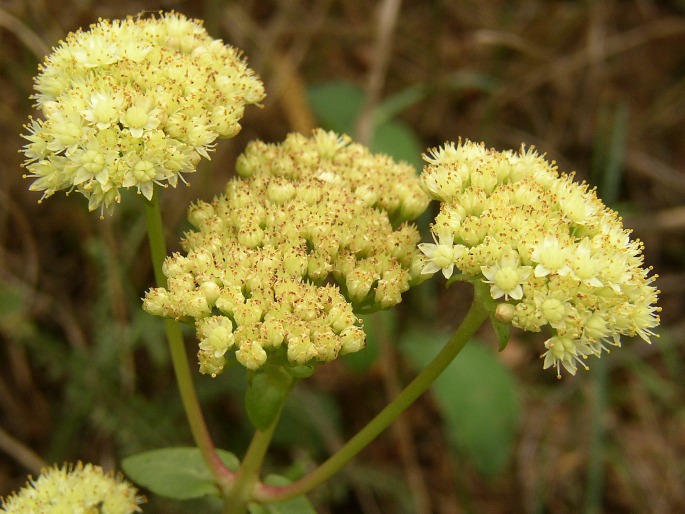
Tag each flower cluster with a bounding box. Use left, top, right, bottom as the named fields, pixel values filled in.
left=0, top=462, right=144, bottom=513
left=144, top=130, right=429, bottom=375
left=418, top=139, right=660, bottom=377
left=234, top=130, right=429, bottom=222
left=21, top=12, right=265, bottom=215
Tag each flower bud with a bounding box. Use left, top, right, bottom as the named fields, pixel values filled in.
left=495, top=303, right=515, bottom=323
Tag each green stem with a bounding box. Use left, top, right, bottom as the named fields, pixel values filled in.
left=584, top=354, right=608, bottom=514
left=223, top=392, right=289, bottom=513
left=254, top=287, right=490, bottom=503
left=143, top=192, right=233, bottom=491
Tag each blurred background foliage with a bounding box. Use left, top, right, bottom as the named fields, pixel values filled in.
left=1, top=1, right=685, bottom=513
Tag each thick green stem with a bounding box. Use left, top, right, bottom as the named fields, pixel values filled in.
left=143, top=193, right=233, bottom=491
left=254, top=287, right=490, bottom=503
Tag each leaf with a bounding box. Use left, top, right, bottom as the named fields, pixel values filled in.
left=307, top=81, right=365, bottom=134
left=374, top=71, right=497, bottom=126
left=285, top=364, right=315, bottom=379
left=400, top=331, right=521, bottom=476
left=246, top=367, right=293, bottom=430
left=121, top=447, right=239, bottom=500
left=371, top=121, right=424, bottom=169
left=490, top=315, right=511, bottom=351
left=272, top=386, right=342, bottom=458
left=308, top=80, right=425, bottom=169
left=248, top=474, right=317, bottom=514
left=591, top=101, right=629, bottom=207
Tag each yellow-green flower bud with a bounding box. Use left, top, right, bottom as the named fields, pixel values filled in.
left=345, top=268, right=377, bottom=303
left=374, top=266, right=410, bottom=309
left=142, top=288, right=169, bottom=317
left=184, top=291, right=211, bottom=319
left=200, top=281, right=221, bottom=306
left=282, top=244, right=308, bottom=277
left=233, top=301, right=263, bottom=327
left=261, top=315, right=286, bottom=348
left=495, top=302, right=515, bottom=323
left=307, top=251, right=333, bottom=282
left=340, top=326, right=366, bottom=354
left=236, top=340, right=268, bottom=370
left=312, top=328, right=342, bottom=360
left=237, top=225, right=265, bottom=248
left=286, top=333, right=316, bottom=365
left=326, top=305, right=357, bottom=334
left=267, top=179, right=296, bottom=204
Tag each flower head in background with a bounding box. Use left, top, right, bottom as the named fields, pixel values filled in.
left=21, top=12, right=265, bottom=215
left=144, top=130, right=430, bottom=375
left=0, top=462, right=144, bottom=513
left=418, top=139, right=660, bottom=378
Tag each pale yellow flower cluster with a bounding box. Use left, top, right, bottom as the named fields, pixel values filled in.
left=235, top=130, right=429, bottom=223
left=21, top=12, right=264, bottom=215
left=418, top=139, right=660, bottom=377
left=0, top=462, right=144, bottom=514
left=144, top=130, right=429, bottom=374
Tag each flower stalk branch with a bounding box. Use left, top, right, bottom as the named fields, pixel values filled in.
left=143, top=192, right=233, bottom=491
left=253, top=284, right=490, bottom=503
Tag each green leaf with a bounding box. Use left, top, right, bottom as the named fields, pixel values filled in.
left=374, top=71, right=496, bottom=126
left=285, top=364, right=315, bottom=379
left=591, top=101, right=629, bottom=207
left=373, top=83, right=429, bottom=126
left=121, top=447, right=239, bottom=500
left=371, top=121, right=424, bottom=169
left=246, top=367, right=293, bottom=430
left=272, top=386, right=341, bottom=458
left=308, top=80, right=424, bottom=169
left=400, top=332, right=521, bottom=476
left=307, top=81, right=365, bottom=134
left=490, top=315, right=511, bottom=351
left=248, top=474, right=317, bottom=514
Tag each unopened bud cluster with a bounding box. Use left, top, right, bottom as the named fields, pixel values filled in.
left=418, top=139, right=660, bottom=377
left=144, top=130, right=429, bottom=374
left=21, top=12, right=264, bottom=215
left=0, top=462, right=144, bottom=513
left=235, top=130, right=429, bottom=223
